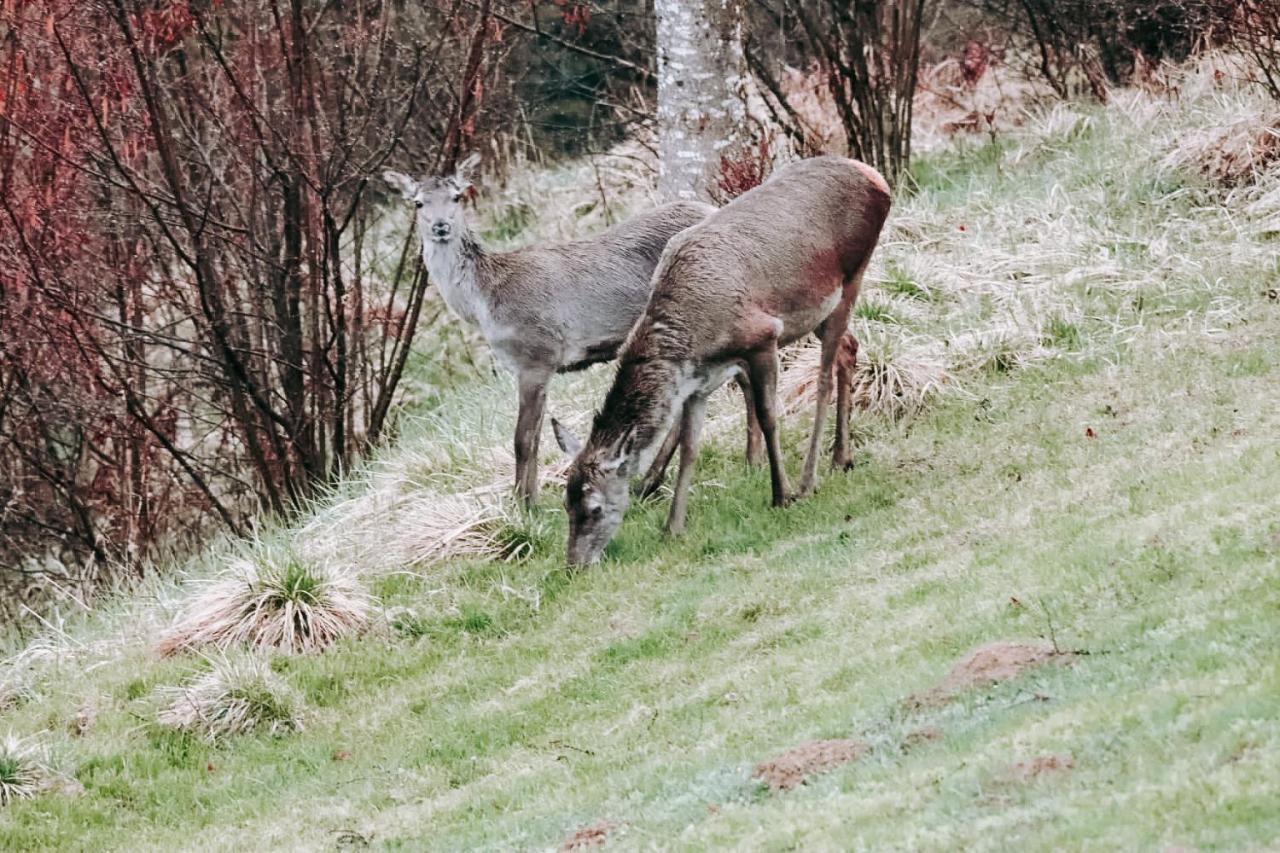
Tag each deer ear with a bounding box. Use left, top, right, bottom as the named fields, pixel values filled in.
left=452, top=153, right=480, bottom=197
left=552, top=418, right=583, bottom=457
left=457, top=152, right=481, bottom=179
left=382, top=170, right=418, bottom=201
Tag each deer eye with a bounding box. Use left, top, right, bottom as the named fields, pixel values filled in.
left=590, top=506, right=604, bottom=520
left=414, top=200, right=424, bottom=209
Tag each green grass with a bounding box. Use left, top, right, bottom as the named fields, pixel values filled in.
left=2, top=69, right=1279, bottom=850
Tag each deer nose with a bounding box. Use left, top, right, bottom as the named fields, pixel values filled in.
left=431, top=221, right=451, bottom=239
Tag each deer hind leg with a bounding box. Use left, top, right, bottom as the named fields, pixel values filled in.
left=636, top=416, right=682, bottom=500
left=514, top=371, right=550, bottom=507
left=797, top=306, right=852, bottom=498
left=832, top=331, right=859, bottom=471
left=746, top=345, right=793, bottom=507
left=664, top=392, right=708, bottom=536
left=735, top=372, right=765, bottom=466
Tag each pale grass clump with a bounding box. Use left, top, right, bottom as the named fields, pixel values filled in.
left=0, top=666, right=31, bottom=712
left=1160, top=109, right=1280, bottom=187
left=1151, top=52, right=1280, bottom=189
left=848, top=332, right=951, bottom=419
left=0, top=637, right=81, bottom=711
left=157, top=653, right=303, bottom=740
left=483, top=137, right=659, bottom=247
left=0, top=734, right=47, bottom=806
left=949, top=323, right=1054, bottom=375
left=157, top=552, right=371, bottom=656
left=291, top=388, right=597, bottom=575
left=299, top=484, right=549, bottom=573
left=779, top=331, right=949, bottom=422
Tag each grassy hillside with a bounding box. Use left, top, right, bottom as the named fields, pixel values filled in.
left=2, top=59, right=1278, bottom=851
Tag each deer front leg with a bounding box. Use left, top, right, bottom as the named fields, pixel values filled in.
left=514, top=372, right=549, bottom=507
left=746, top=346, right=793, bottom=507
left=798, top=307, right=851, bottom=498
left=832, top=331, right=858, bottom=471
left=735, top=373, right=764, bottom=466
left=665, top=393, right=708, bottom=536
left=644, top=373, right=759, bottom=499
left=636, top=417, right=681, bottom=499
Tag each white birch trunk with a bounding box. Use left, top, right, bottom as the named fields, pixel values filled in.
left=655, top=0, right=747, bottom=201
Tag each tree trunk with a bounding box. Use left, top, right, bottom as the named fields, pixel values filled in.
left=655, top=0, right=748, bottom=201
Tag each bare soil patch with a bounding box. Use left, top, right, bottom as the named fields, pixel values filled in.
left=561, top=820, right=618, bottom=850
left=752, top=739, right=869, bottom=792
left=901, top=726, right=943, bottom=751
left=1007, top=753, right=1074, bottom=783
left=908, top=641, right=1072, bottom=709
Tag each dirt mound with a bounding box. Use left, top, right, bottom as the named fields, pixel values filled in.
left=561, top=821, right=618, bottom=850
left=752, top=739, right=868, bottom=792
left=908, top=641, right=1071, bottom=708
left=1007, top=753, right=1074, bottom=782
left=901, top=726, right=942, bottom=751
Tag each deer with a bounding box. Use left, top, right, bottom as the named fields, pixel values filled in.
left=383, top=155, right=763, bottom=506
left=552, top=155, right=890, bottom=566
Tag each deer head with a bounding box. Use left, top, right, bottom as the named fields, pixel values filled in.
left=383, top=152, right=480, bottom=245
left=553, top=418, right=636, bottom=567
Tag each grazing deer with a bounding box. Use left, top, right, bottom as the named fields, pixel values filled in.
left=384, top=156, right=762, bottom=506
left=553, top=155, right=890, bottom=566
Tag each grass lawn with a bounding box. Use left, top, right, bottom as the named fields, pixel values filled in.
left=1, top=65, right=1278, bottom=851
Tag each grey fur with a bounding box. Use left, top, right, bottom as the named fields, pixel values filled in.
left=560, top=155, right=891, bottom=565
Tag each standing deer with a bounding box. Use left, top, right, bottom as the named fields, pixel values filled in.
left=553, top=155, right=890, bottom=566
left=384, top=156, right=763, bottom=506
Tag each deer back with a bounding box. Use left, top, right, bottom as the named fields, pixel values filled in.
left=636, top=156, right=891, bottom=358
left=479, top=200, right=714, bottom=370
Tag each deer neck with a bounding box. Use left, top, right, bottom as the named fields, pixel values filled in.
left=591, top=350, right=695, bottom=476
left=420, top=221, right=490, bottom=329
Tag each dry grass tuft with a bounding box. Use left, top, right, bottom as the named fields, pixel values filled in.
left=950, top=324, right=1054, bottom=375
left=851, top=334, right=951, bottom=419
left=1161, top=109, right=1280, bottom=186
left=0, top=735, right=47, bottom=806
left=0, top=671, right=28, bottom=713
left=157, top=552, right=371, bottom=656
left=483, top=137, right=659, bottom=247
left=780, top=332, right=949, bottom=422
left=299, top=484, right=554, bottom=573
left=156, top=653, right=303, bottom=740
